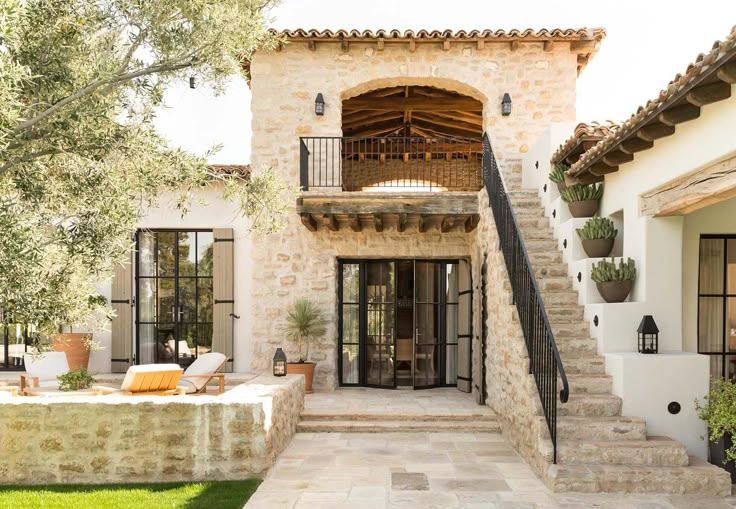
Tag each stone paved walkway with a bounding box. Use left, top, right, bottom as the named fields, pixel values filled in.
left=245, top=431, right=736, bottom=509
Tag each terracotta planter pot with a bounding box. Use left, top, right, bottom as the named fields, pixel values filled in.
left=287, top=362, right=316, bottom=394
left=595, top=280, right=633, bottom=303
left=567, top=199, right=599, bottom=218
left=581, top=238, right=615, bottom=258
left=52, top=333, right=92, bottom=370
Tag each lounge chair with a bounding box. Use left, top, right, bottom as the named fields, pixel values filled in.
left=20, top=352, right=70, bottom=395
left=93, top=364, right=186, bottom=396
left=178, top=352, right=228, bottom=394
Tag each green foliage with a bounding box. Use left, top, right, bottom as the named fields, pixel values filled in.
left=548, top=163, right=569, bottom=184
left=576, top=215, right=618, bottom=240
left=57, top=367, right=96, bottom=391
left=560, top=183, right=604, bottom=203
left=591, top=257, right=636, bottom=283
left=0, top=0, right=295, bottom=336
left=284, top=298, right=327, bottom=363
left=696, top=378, right=736, bottom=463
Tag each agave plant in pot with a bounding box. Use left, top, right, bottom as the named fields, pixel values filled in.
left=696, top=377, right=736, bottom=482
left=548, top=163, right=570, bottom=193
left=591, top=257, right=636, bottom=303
left=576, top=215, right=617, bottom=258
left=561, top=183, right=604, bottom=218
left=284, top=297, right=327, bottom=394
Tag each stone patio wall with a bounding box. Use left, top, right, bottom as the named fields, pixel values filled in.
left=0, top=374, right=304, bottom=485
left=473, top=179, right=552, bottom=478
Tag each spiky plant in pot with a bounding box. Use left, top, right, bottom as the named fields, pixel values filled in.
left=561, top=183, right=604, bottom=218
left=549, top=163, right=570, bottom=192
left=591, top=257, right=636, bottom=303
left=576, top=215, right=618, bottom=258
left=284, top=298, right=327, bottom=393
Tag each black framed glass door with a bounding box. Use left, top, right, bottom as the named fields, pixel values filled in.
left=365, top=261, right=396, bottom=388
left=136, top=229, right=214, bottom=367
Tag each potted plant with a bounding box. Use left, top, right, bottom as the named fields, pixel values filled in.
left=591, top=257, right=636, bottom=303
left=57, top=367, right=96, bottom=392
left=284, top=298, right=327, bottom=394
left=576, top=215, right=617, bottom=258
left=696, top=377, right=736, bottom=482
left=549, top=162, right=570, bottom=193
left=561, top=183, right=604, bottom=218
left=52, top=294, right=107, bottom=370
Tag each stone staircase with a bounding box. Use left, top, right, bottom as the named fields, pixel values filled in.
left=297, top=410, right=501, bottom=433
left=502, top=171, right=731, bottom=495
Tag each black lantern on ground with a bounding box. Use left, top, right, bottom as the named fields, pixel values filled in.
left=273, top=347, right=287, bottom=376
left=501, top=93, right=512, bottom=116
left=637, top=315, right=659, bottom=354
left=315, top=93, right=325, bottom=116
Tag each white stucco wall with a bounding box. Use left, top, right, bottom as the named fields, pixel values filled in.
left=87, top=184, right=255, bottom=374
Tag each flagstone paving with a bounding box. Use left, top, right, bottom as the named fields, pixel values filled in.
left=245, top=431, right=736, bottom=509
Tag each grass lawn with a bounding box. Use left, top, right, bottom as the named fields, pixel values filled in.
left=0, top=479, right=261, bottom=509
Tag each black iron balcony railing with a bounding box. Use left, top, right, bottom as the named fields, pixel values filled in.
left=482, top=132, right=569, bottom=463
left=299, top=136, right=483, bottom=191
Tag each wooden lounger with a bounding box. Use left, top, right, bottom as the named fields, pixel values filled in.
left=93, top=364, right=186, bottom=396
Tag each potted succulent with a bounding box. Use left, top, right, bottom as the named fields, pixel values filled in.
left=576, top=215, right=618, bottom=258
left=52, top=294, right=108, bottom=370
left=591, top=257, right=636, bottom=303
left=561, top=183, right=604, bottom=218
left=549, top=162, right=570, bottom=193
left=284, top=298, right=327, bottom=394
left=696, top=377, right=736, bottom=482
left=57, top=367, right=96, bottom=392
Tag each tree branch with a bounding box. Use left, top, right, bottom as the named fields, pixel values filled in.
left=0, top=148, right=61, bottom=174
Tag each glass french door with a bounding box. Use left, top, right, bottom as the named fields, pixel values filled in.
left=136, top=230, right=214, bottom=367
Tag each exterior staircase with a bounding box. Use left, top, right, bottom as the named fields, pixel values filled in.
left=297, top=410, right=500, bottom=433
left=502, top=169, right=731, bottom=495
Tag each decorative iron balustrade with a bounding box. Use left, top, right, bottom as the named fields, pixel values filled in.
left=299, top=136, right=483, bottom=191
left=482, top=132, right=570, bottom=463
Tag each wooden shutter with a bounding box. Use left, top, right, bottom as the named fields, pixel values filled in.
left=213, top=228, right=234, bottom=373
left=110, top=250, right=133, bottom=373
left=456, top=260, right=472, bottom=393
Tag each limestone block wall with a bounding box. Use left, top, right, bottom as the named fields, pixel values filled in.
left=247, top=40, right=578, bottom=387
left=0, top=375, right=304, bottom=485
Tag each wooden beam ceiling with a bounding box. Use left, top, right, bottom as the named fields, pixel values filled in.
left=342, top=96, right=482, bottom=112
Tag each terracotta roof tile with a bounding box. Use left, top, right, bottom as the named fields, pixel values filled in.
left=551, top=121, right=618, bottom=165
left=570, top=26, right=736, bottom=177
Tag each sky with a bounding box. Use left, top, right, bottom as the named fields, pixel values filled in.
left=153, top=0, right=736, bottom=165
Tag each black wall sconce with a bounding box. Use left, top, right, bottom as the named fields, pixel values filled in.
left=189, top=76, right=196, bottom=89
left=638, top=315, right=659, bottom=354
left=315, top=93, right=325, bottom=116
left=501, top=93, right=512, bottom=116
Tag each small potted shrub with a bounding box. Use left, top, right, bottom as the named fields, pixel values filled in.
left=696, top=378, right=736, bottom=482
left=52, top=294, right=108, bottom=370
left=561, top=183, right=604, bottom=218
left=591, top=257, right=636, bottom=303
left=576, top=215, right=617, bottom=258
left=284, top=298, right=327, bottom=394
left=549, top=163, right=569, bottom=193
left=57, top=367, right=96, bottom=392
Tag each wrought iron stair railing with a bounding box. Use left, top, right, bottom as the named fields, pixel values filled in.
left=482, top=132, right=570, bottom=463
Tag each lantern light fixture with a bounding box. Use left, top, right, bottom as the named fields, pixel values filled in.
left=189, top=76, right=196, bottom=89
left=637, top=315, right=659, bottom=354
left=501, top=93, right=512, bottom=116
left=315, top=93, right=325, bottom=116
left=273, top=347, right=287, bottom=376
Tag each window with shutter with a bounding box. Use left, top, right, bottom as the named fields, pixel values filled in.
left=111, top=251, right=133, bottom=372
left=212, top=228, right=235, bottom=373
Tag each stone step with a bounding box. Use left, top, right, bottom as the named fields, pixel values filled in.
left=558, top=394, right=622, bottom=417
left=556, top=337, right=598, bottom=357
left=520, top=229, right=556, bottom=242
left=534, top=264, right=570, bottom=278
left=555, top=416, right=647, bottom=441
left=529, top=250, right=564, bottom=265
left=509, top=197, right=542, bottom=209
left=513, top=207, right=545, bottom=218
left=518, top=217, right=552, bottom=230
left=550, top=437, right=689, bottom=467
left=300, top=412, right=498, bottom=422
left=552, top=322, right=591, bottom=338
left=537, top=277, right=573, bottom=292
left=297, top=419, right=501, bottom=433
left=565, top=374, right=612, bottom=395
left=547, top=306, right=585, bottom=323
left=541, top=291, right=579, bottom=306
left=563, top=356, right=607, bottom=375
left=546, top=456, right=732, bottom=495
left=524, top=239, right=560, bottom=252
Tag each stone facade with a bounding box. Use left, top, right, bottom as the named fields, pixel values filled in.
left=247, top=39, right=579, bottom=388
left=0, top=375, right=304, bottom=485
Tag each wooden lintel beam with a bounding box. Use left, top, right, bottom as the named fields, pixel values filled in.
left=543, top=41, right=553, bottom=52
left=442, top=39, right=450, bottom=51
left=658, top=104, right=701, bottom=126
left=476, top=39, right=485, bottom=50
left=409, top=40, right=416, bottom=52
left=418, top=215, right=429, bottom=233
left=348, top=214, right=361, bottom=232
left=440, top=215, right=455, bottom=232
left=636, top=122, right=675, bottom=142
left=464, top=214, right=480, bottom=232
left=716, top=61, right=736, bottom=84
left=373, top=213, right=383, bottom=233
left=588, top=162, right=618, bottom=177
left=300, top=213, right=317, bottom=232
left=570, top=40, right=596, bottom=52
left=307, top=40, right=316, bottom=51
left=510, top=40, right=520, bottom=52
left=343, top=97, right=482, bottom=112
left=619, top=137, right=654, bottom=154
left=573, top=172, right=605, bottom=185
left=601, top=150, right=634, bottom=166
left=686, top=81, right=732, bottom=107
left=397, top=213, right=408, bottom=232
left=340, top=39, right=349, bottom=52
left=323, top=214, right=338, bottom=232
left=377, top=38, right=385, bottom=51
